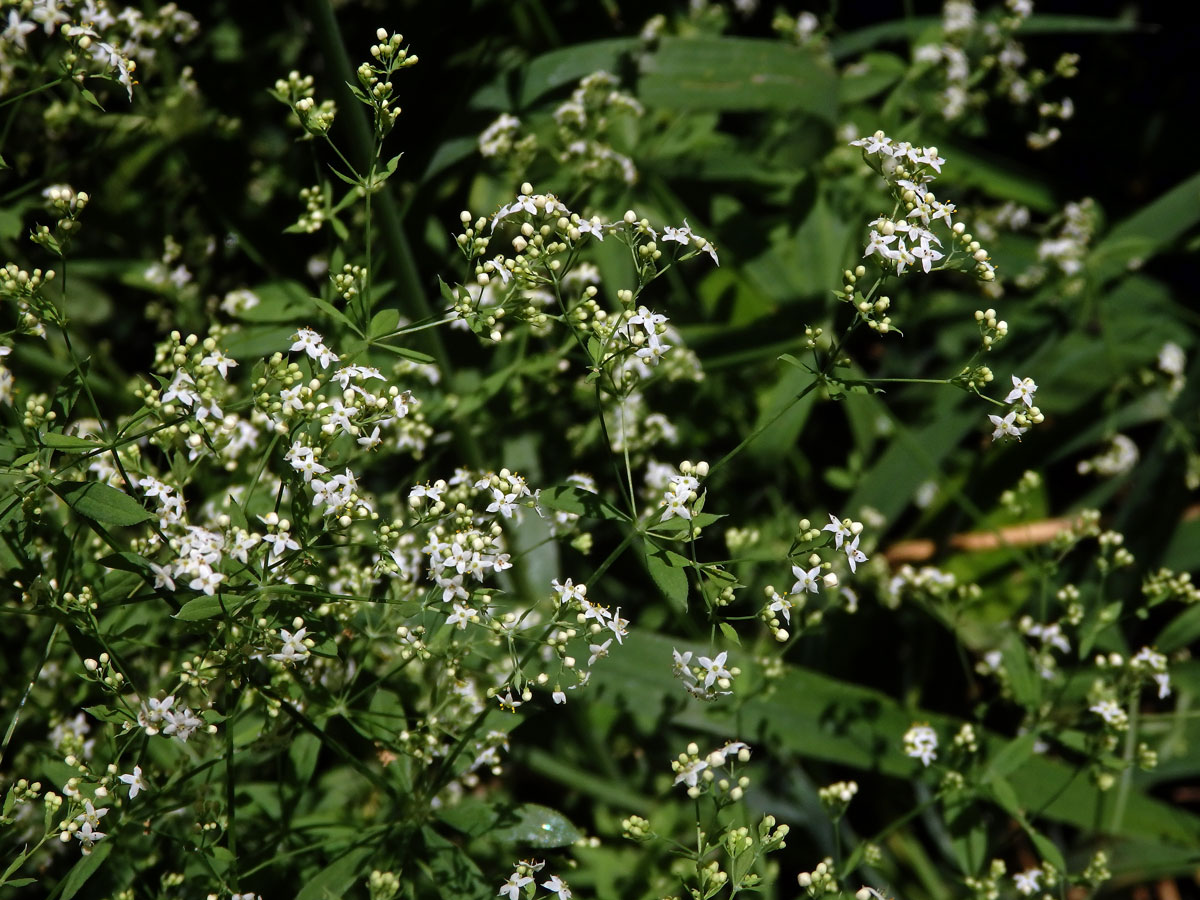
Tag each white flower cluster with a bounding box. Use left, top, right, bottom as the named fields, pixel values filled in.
left=851, top=131, right=996, bottom=282
left=903, top=723, right=938, bottom=767
left=2, top=0, right=199, bottom=99
left=137, top=694, right=206, bottom=743
left=1076, top=434, right=1138, bottom=478
left=498, top=859, right=573, bottom=900
left=670, top=740, right=751, bottom=797
left=989, top=373, right=1044, bottom=442
left=659, top=465, right=705, bottom=521
left=672, top=647, right=737, bottom=701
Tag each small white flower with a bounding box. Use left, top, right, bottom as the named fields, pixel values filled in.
left=903, top=723, right=938, bottom=766
left=542, top=875, right=572, bottom=899
left=988, top=411, right=1027, bottom=441
left=790, top=564, right=822, bottom=595
left=844, top=534, right=868, bottom=573
left=1013, top=868, right=1043, bottom=896
left=1005, top=375, right=1038, bottom=407
left=696, top=650, right=731, bottom=689
left=119, top=765, right=147, bottom=799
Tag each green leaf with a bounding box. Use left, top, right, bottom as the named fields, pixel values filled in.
left=223, top=325, right=296, bottom=359
left=53, top=838, right=112, bottom=900
left=1091, top=170, right=1200, bottom=280
left=174, top=595, right=230, bottom=621
left=840, top=51, right=907, bottom=104
left=40, top=432, right=102, bottom=451
left=718, top=622, right=741, bottom=646
left=288, top=731, right=322, bottom=785
left=295, top=846, right=373, bottom=900
left=517, top=38, right=638, bottom=107
left=538, top=484, right=625, bottom=522
left=490, top=803, right=581, bottom=848
left=985, top=732, right=1038, bottom=781
left=83, top=705, right=128, bottom=725
left=51, top=481, right=152, bottom=526
left=77, top=87, right=106, bottom=111
left=230, top=280, right=311, bottom=323
left=645, top=545, right=689, bottom=612
left=639, top=37, right=838, bottom=122
left=438, top=797, right=500, bottom=837
left=368, top=307, right=400, bottom=340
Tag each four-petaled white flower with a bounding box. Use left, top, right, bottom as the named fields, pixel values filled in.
left=1013, top=868, right=1043, bottom=896
left=988, top=411, right=1027, bottom=441
left=1004, top=374, right=1038, bottom=407
left=542, top=875, right=572, bottom=899
left=844, top=534, right=868, bottom=573
left=498, top=872, right=532, bottom=900
left=697, top=650, right=731, bottom=688
left=119, top=765, right=147, bottom=799
left=903, top=723, right=938, bottom=766
left=790, top=564, right=822, bottom=595
left=823, top=514, right=851, bottom=549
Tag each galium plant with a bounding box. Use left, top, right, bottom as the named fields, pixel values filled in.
left=1, top=2, right=1198, bottom=899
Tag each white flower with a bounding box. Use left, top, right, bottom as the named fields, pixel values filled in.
left=542, top=875, right=572, bottom=899
left=1158, top=341, right=1185, bottom=377
left=1089, top=699, right=1127, bottom=728
left=662, top=221, right=692, bottom=245
left=1005, top=375, right=1038, bottom=407
left=903, top=723, right=938, bottom=766
left=588, top=639, right=612, bottom=666
left=498, top=872, right=533, bottom=900
left=200, top=349, right=238, bottom=379
left=119, top=765, right=147, bottom=799
left=844, top=534, right=868, bottom=573
left=269, top=627, right=311, bottom=664
left=988, top=411, right=1026, bottom=441
left=551, top=577, right=586, bottom=605
left=696, top=650, right=731, bottom=688
left=75, top=821, right=106, bottom=854
left=673, top=756, right=708, bottom=787
left=823, top=513, right=851, bottom=549
left=1013, top=868, right=1043, bottom=896
left=790, top=564, right=821, bottom=595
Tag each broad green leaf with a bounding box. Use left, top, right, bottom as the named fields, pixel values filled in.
left=53, top=838, right=112, bottom=900
left=1157, top=604, right=1200, bottom=654
left=645, top=544, right=689, bottom=612
left=1091, top=170, right=1200, bottom=280
left=985, top=732, right=1038, bottom=781
left=51, top=481, right=152, bottom=526
left=537, top=484, right=625, bottom=522
left=639, top=37, right=838, bottom=122
left=174, top=595, right=230, bottom=621
left=840, top=51, right=908, bottom=104
left=517, top=38, right=638, bottom=108
left=40, top=432, right=102, bottom=451
left=368, top=307, right=400, bottom=340
left=231, top=280, right=311, bottom=323
left=491, top=803, right=581, bottom=848
left=438, top=797, right=500, bottom=837
left=223, top=325, right=296, bottom=359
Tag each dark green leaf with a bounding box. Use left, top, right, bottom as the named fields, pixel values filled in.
left=52, top=481, right=152, bottom=526
left=645, top=545, right=688, bottom=612
left=639, top=37, right=838, bottom=122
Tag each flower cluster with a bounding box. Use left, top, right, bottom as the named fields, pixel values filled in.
left=903, top=723, right=939, bottom=767
left=850, top=131, right=996, bottom=283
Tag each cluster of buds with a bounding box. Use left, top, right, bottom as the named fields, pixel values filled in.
left=271, top=71, right=336, bottom=138
left=357, top=29, right=417, bottom=139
